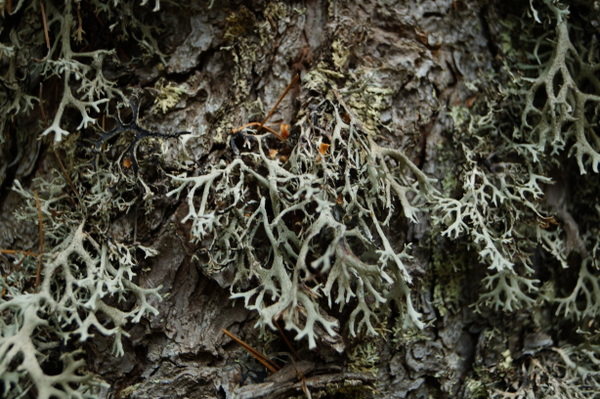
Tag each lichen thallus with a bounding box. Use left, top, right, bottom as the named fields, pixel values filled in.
left=223, top=74, right=316, bottom=398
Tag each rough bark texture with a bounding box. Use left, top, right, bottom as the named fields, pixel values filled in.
left=1, top=1, right=599, bottom=399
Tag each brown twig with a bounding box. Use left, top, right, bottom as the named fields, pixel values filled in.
left=231, top=122, right=280, bottom=137
left=274, top=319, right=300, bottom=360
left=0, top=249, right=39, bottom=257
left=257, top=74, right=299, bottom=134
left=232, top=74, right=299, bottom=141
left=40, top=0, right=50, bottom=52
left=222, top=328, right=281, bottom=374
left=34, top=190, right=44, bottom=292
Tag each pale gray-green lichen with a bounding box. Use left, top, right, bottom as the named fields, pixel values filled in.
left=432, top=0, right=600, bottom=316
left=0, top=222, right=160, bottom=399
left=0, top=0, right=166, bottom=144
left=433, top=0, right=600, bottom=396
left=168, top=81, right=434, bottom=348
left=1, top=1, right=168, bottom=397
left=1, top=0, right=599, bottom=397
left=521, top=0, right=600, bottom=174
left=38, top=0, right=120, bottom=142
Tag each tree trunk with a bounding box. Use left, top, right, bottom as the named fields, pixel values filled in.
left=1, top=1, right=599, bottom=398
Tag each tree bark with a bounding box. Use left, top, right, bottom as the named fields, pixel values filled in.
left=1, top=1, right=598, bottom=399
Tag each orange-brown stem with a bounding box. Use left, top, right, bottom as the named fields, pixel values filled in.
left=274, top=319, right=300, bottom=360
left=258, top=74, right=299, bottom=133
left=40, top=0, right=50, bottom=51
left=222, top=328, right=281, bottom=373
left=34, top=190, right=44, bottom=292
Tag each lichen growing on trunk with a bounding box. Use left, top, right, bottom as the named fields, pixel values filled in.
left=167, top=80, right=434, bottom=348
left=1, top=0, right=599, bottom=398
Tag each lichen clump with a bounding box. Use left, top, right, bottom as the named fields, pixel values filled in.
left=1, top=0, right=599, bottom=397
left=168, top=82, right=433, bottom=348
left=0, top=222, right=159, bottom=399
left=430, top=0, right=600, bottom=396
left=1, top=1, right=168, bottom=397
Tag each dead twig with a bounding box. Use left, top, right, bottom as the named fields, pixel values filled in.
left=40, top=0, right=50, bottom=53
left=222, top=328, right=281, bottom=374
left=257, top=74, right=299, bottom=133
left=231, top=74, right=299, bottom=141
left=34, top=190, right=44, bottom=292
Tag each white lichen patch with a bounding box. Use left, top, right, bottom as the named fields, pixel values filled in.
left=0, top=223, right=160, bottom=398
left=168, top=84, right=434, bottom=348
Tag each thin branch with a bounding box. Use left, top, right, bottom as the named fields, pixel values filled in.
left=34, top=189, right=45, bottom=292
left=222, top=328, right=281, bottom=373
left=40, top=0, right=51, bottom=53
left=258, top=74, right=299, bottom=132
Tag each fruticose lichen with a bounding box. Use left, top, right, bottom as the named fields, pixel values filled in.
left=0, top=113, right=173, bottom=396
left=521, top=0, right=600, bottom=174
left=1, top=1, right=171, bottom=397
left=0, top=216, right=160, bottom=398
left=431, top=0, right=600, bottom=396
left=168, top=77, right=435, bottom=348
left=37, top=0, right=122, bottom=142
left=432, top=0, right=600, bottom=312
left=0, top=0, right=166, bottom=144
left=2, top=0, right=600, bottom=397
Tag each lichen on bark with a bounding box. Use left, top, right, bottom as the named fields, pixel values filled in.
left=1, top=0, right=600, bottom=398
